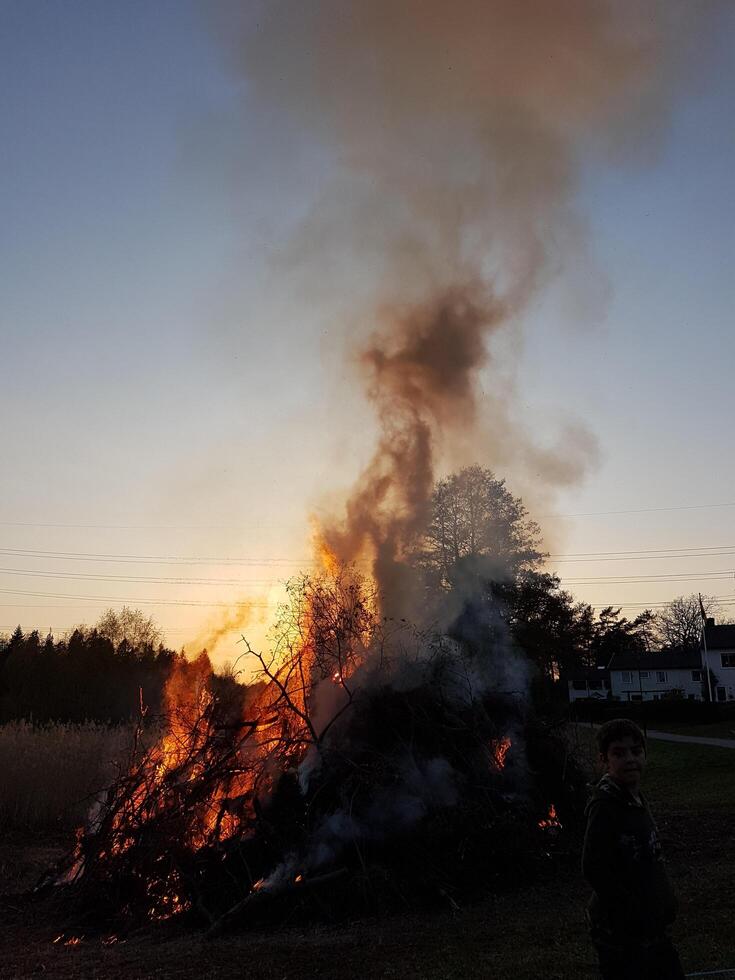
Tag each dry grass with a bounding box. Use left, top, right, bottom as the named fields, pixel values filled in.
left=0, top=721, right=137, bottom=833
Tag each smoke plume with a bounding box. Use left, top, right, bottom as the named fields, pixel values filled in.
left=213, top=0, right=695, bottom=608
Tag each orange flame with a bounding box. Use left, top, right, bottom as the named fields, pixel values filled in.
left=311, top=520, right=342, bottom=577
left=71, top=562, right=377, bottom=920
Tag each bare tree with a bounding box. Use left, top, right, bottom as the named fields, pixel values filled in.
left=654, top=594, right=719, bottom=651
left=244, top=568, right=379, bottom=751
left=96, top=606, right=162, bottom=651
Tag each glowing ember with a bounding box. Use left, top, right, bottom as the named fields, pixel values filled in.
left=538, top=803, right=562, bottom=831
left=489, top=736, right=512, bottom=771
left=147, top=870, right=191, bottom=921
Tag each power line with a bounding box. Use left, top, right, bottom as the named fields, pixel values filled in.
left=2, top=563, right=734, bottom=588
left=4, top=500, right=735, bottom=529
left=592, top=596, right=735, bottom=610
left=0, top=567, right=281, bottom=587
left=546, top=501, right=735, bottom=518
left=549, top=552, right=735, bottom=564
left=0, top=520, right=301, bottom=530
left=561, top=571, right=735, bottom=585
left=0, top=588, right=272, bottom=608
left=0, top=547, right=318, bottom=567
left=548, top=544, right=735, bottom=558
left=4, top=543, right=735, bottom=567
left=0, top=583, right=733, bottom=613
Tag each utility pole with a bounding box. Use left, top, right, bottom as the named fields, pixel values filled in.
left=638, top=650, right=647, bottom=737
left=699, top=594, right=714, bottom=704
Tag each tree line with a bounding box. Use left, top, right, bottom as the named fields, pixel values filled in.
left=0, top=608, right=178, bottom=724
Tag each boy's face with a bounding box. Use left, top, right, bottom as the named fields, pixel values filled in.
left=601, top=736, right=646, bottom=790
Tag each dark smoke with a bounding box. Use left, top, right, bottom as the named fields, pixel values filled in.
left=322, top=284, right=503, bottom=616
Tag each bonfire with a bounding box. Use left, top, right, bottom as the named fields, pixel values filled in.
left=45, top=564, right=586, bottom=935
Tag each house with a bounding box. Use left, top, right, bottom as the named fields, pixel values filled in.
left=702, top=620, right=735, bottom=702
left=566, top=667, right=611, bottom=702
left=607, top=649, right=703, bottom=702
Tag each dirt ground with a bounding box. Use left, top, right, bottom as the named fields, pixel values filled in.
left=0, top=841, right=593, bottom=980
left=2, top=741, right=733, bottom=980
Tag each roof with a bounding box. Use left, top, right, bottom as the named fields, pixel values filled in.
left=608, top=649, right=702, bottom=671
left=704, top=624, right=735, bottom=651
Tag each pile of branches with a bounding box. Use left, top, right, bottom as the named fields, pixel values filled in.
left=44, top=572, right=587, bottom=934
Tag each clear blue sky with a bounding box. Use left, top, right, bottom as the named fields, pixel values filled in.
left=1, top=1, right=734, bottom=660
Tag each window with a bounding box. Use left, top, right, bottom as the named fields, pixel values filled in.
left=717, top=687, right=727, bottom=703
left=656, top=671, right=667, bottom=683
left=721, top=654, right=735, bottom=668
left=588, top=680, right=602, bottom=690
left=572, top=680, right=587, bottom=691
left=639, top=671, right=650, bottom=679
left=691, top=670, right=702, bottom=682
left=621, top=671, right=633, bottom=684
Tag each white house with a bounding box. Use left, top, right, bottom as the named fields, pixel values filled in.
left=566, top=668, right=611, bottom=702
left=703, top=621, right=735, bottom=702
left=607, top=649, right=703, bottom=702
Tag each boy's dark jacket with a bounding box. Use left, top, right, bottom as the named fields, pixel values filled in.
left=582, top=775, right=677, bottom=941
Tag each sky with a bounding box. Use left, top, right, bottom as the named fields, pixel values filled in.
left=1, top=0, right=734, bottom=664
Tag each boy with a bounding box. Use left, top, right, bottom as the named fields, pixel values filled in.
left=582, top=719, right=684, bottom=980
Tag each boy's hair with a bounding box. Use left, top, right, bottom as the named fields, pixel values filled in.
left=596, top=718, right=646, bottom=758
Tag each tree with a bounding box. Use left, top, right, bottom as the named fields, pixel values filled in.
left=96, top=607, right=162, bottom=653
left=417, top=465, right=545, bottom=589
left=589, top=607, right=654, bottom=667
left=500, top=572, right=587, bottom=682
left=6, top=625, right=24, bottom=654
left=654, top=594, right=718, bottom=652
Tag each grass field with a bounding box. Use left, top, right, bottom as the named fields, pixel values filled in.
left=0, top=725, right=733, bottom=979
left=648, top=720, right=735, bottom=740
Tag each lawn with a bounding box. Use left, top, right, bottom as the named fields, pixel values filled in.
left=0, top=726, right=733, bottom=979
left=647, top=719, right=735, bottom=741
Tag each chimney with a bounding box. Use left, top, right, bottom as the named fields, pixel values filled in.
left=706, top=617, right=715, bottom=628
